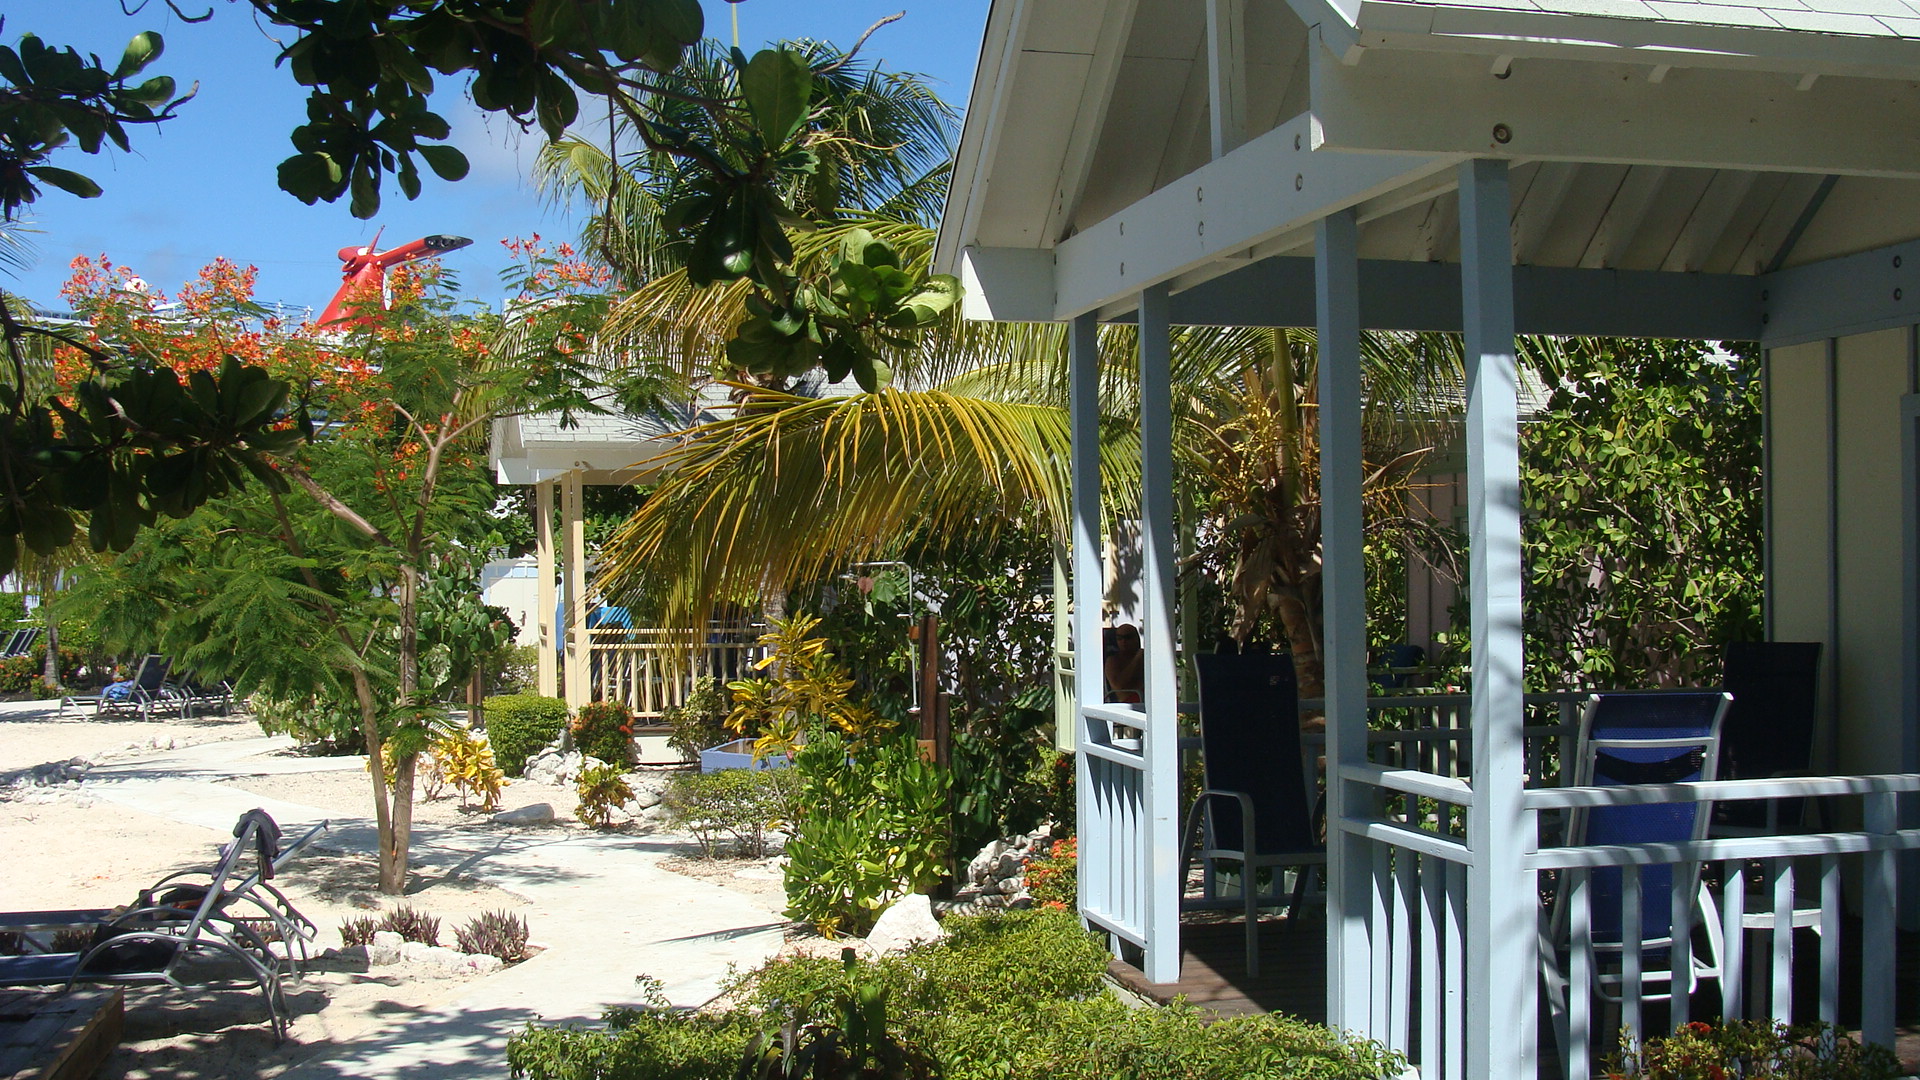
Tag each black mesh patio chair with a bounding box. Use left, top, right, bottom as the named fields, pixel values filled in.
left=1715, top=641, right=1822, bottom=835
left=96, top=654, right=184, bottom=721
left=1179, top=650, right=1323, bottom=977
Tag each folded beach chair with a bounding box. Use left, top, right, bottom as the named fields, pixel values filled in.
left=0, top=811, right=294, bottom=1038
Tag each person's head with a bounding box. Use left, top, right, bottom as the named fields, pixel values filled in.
left=1114, top=624, right=1141, bottom=651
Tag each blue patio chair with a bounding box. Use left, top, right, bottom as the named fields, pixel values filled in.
left=1179, top=650, right=1323, bottom=977
left=1542, top=690, right=1732, bottom=1051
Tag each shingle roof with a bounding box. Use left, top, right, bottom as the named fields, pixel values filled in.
left=1358, top=0, right=1920, bottom=39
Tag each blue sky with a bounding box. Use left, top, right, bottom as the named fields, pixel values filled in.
left=5, top=1, right=988, bottom=314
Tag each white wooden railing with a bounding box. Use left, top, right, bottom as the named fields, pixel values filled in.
left=1336, top=759, right=1920, bottom=1080
left=583, top=627, right=763, bottom=721
left=1080, top=701, right=1154, bottom=951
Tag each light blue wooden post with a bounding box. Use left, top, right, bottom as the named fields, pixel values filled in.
left=1317, top=208, right=1372, bottom=1030
left=1139, top=283, right=1183, bottom=983
left=1069, top=311, right=1104, bottom=917
left=1460, top=157, right=1537, bottom=1077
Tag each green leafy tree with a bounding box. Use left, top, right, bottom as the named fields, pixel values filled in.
left=64, top=258, right=567, bottom=893
left=1520, top=338, right=1764, bottom=688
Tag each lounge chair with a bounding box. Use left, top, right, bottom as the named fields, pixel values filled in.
left=1541, top=690, right=1732, bottom=1061
left=1179, top=650, right=1324, bottom=976
left=0, top=811, right=295, bottom=1038
left=174, top=675, right=236, bottom=720
left=95, top=655, right=184, bottom=721
left=1715, top=641, right=1822, bottom=835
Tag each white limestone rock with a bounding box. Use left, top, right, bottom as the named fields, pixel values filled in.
left=967, top=840, right=1007, bottom=886
left=465, top=953, right=506, bottom=975
left=866, top=894, right=946, bottom=956
left=493, top=802, right=555, bottom=826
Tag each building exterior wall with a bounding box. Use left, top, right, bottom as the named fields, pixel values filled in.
left=480, top=557, right=544, bottom=647
left=1766, top=330, right=1914, bottom=778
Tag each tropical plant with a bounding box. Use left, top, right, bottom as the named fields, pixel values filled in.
left=338, top=915, right=378, bottom=948
left=1520, top=338, right=1763, bottom=689
left=484, top=694, right=570, bottom=778
left=572, top=700, right=636, bottom=765
left=662, top=676, right=729, bottom=761
left=726, top=613, right=890, bottom=760
left=783, top=731, right=949, bottom=937
left=454, top=910, right=531, bottom=964
left=737, top=948, right=937, bottom=1080
left=375, top=905, right=440, bottom=947
left=432, top=725, right=507, bottom=811
left=574, top=762, right=634, bottom=828
left=1025, top=836, right=1077, bottom=912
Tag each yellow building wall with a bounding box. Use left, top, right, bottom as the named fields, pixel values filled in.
left=1766, top=330, right=1914, bottom=777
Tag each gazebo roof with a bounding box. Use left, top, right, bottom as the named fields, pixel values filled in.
left=938, top=0, right=1920, bottom=345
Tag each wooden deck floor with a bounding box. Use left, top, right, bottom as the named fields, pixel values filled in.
left=0, top=988, right=123, bottom=1080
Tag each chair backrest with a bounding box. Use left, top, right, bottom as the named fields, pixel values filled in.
left=1572, top=691, right=1731, bottom=944
left=15, top=627, right=38, bottom=656
left=1, top=628, right=28, bottom=656
left=1195, top=652, right=1316, bottom=855
left=1718, top=641, right=1821, bottom=831
left=134, top=655, right=171, bottom=692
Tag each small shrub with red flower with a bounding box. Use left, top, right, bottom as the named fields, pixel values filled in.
left=572, top=700, right=637, bottom=766
left=1025, top=836, right=1078, bottom=912
left=1606, top=1019, right=1899, bottom=1080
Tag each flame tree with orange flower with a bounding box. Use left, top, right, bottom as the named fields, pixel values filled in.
left=62, top=254, right=584, bottom=894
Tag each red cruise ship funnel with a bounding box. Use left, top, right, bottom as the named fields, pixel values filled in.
left=318, top=233, right=473, bottom=327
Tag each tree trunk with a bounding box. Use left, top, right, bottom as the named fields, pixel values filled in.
left=350, top=667, right=401, bottom=893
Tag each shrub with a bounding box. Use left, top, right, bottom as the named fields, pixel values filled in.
left=575, top=762, right=634, bottom=828
left=508, top=1006, right=757, bottom=1080
left=783, top=731, right=949, bottom=937
left=454, top=910, right=530, bottom=963
left=376, top=905, right=440, bottom=946
left=0, top=654, right=37, bottom=694
left=662, top=767, right=803, bottom=858
left=508, top=910, right=1403, bottom=1080
left=484, top=694, right=569, bottom=776
left=1025, top=836, right=1077, bottom=911
left=340, top=916, right=378, bottom=948
left=433, top=725, right=507, bottom=810
left=573, top=700, right=635, bottom=766
left=1607, top=1020, right=1901, bottom=1079
left=663, top=677, right=729, bottom=762
left=250, top=692, right=362, bottom=749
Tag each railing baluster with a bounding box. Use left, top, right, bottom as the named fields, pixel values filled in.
left=1420, top=859, right=1443, bottom=1075
left=1863, top=791, right=1896, bottom=1049
left=1771, top=859, right=1794, bottom=1023
left=1371, top=842, right=1390, bottom=1031
left=1445, top=860, right=1465, bottom=1080
left=1721, top=858, right=1746, bottom=1020
left=1669, top=862, right=1693, bottom=1027
left=1391, top=849, right=1414, bottom=1052
left=1567, top=867, right=1591, bottom=1080
left=1819, top=853, right=1839, bottom=1025
left=1621, top=863, right=1643, bottom=1043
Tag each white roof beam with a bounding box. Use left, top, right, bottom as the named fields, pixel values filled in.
left=1041, top=0, right=1141, bottom=245
left=1051, top=106, right=1457, bottom=319
left=1311, top=47, right=1920, bottom=179
left=1206, top=0, right=1248, bottom=159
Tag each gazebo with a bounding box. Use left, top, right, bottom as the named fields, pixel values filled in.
left=936, top=0, right=1920, bottom=1075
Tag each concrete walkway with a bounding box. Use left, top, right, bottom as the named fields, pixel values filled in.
left=27, top=709, right=789, bottom=1079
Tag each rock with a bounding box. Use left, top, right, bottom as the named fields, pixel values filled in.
left=967, top=840, right=1007, bottom=885
left=1006, top=893, right=1036, bottom=910
left=492, top=803, right=555, bottom=826
left=421, top=946, right=467, bottom=971
left=466, top=953, right=505, bottom=974
left=367, top=934, right=403, bottom=965
left=866, top=894, right=946, bottom=956
left=993, top=852, right=1023, bottom=880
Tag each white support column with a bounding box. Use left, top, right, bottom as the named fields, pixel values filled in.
left=1205, top=0, right=1246, bottom=159
left=1053, top=542, right=1077, bottom=753
left=1317, top=208, right=1371, bottom=1031
left=1138, top=283, right=1182, bottom=984
left=1069, top=312, right=1104, bottom=913
left=561, top=470, right=588, bottom=712
left=536, top=480, right=557, bottom=700
left=1459, top=158, right=1536, bottom=1078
